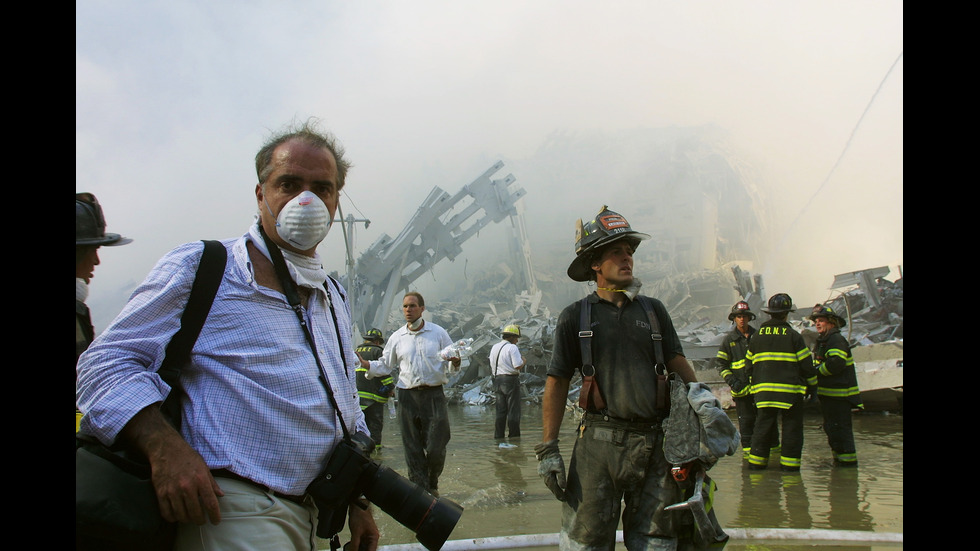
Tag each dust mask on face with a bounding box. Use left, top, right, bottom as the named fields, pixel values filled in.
left=266, top=191, right=332, bottom=250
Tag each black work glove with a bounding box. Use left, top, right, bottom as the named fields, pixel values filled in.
left=534, top=439, right=567, bottom=501
left=725, top=375, right=743, bottom=393
left=804, top=386, right=817, bottom=402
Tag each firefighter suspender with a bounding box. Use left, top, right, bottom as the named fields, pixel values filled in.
left=636, top=296, right=670, bottom=411
left=578, top=297, right=605, bottom=411
left=578, top=295, right=669, bottom=413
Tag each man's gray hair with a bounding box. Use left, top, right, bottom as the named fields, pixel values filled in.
left=254, top=117, right=351, bottom=189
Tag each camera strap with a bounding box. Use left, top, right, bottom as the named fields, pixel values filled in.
left=258, top=224, right=353, bottom=442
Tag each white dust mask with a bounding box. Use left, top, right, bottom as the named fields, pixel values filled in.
left=267, top=191, right=332, bottom=250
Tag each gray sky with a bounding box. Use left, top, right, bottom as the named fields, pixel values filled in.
left=77, top=1, right=903, bottom=333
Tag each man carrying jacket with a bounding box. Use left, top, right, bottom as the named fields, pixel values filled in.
left=744, top=293, right=818, bottom=471
left=536, top=205, right=698, bottom=550
left=809, top=304, right=862, bottom=467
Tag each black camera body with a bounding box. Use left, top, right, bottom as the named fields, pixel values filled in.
left=308, top=432, right=463, bottom=551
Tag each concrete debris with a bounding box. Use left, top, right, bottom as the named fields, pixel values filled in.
left=804, top=266, right=904, bottom=345
left=342, top=159, right=901, bottom=412
left=419, top=263, right=902, bottom=413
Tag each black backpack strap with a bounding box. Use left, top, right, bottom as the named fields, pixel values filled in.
left=158, top=240, right=227, bottom=427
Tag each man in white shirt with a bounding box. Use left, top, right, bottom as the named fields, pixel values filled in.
left=489, top=324, right=525, bottom=439
left=359, top=291, right=460, bottom=495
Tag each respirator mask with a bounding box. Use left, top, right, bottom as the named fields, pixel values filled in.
left=266, top=191, right=332, bottom=250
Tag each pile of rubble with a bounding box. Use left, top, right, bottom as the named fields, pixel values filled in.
left=422, top=289, right=556, bottom=406
left=405, top=264, right=903, bottom=411
left=800, top=266, right=903, bottom=346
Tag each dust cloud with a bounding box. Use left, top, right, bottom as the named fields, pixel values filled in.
left=77, top=2, right=902, bottom=332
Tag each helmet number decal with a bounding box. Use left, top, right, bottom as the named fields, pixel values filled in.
left=598, top=213, right=629, bottom=231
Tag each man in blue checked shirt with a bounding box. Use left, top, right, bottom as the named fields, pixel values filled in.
left=76, top=119, right=379, bottom=551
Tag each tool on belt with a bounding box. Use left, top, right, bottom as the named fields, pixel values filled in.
left=664, top=468, right=728, bottom=546
left=577, top=295, right=668, bottom=412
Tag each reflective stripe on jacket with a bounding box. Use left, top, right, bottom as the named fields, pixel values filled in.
left=813, top=328, right=863, bottom=408
left=355, top=343, right=393, bottom=405
left=746, top=319, right=817, bottom=409
left=715, top=326, right=753, bottom=398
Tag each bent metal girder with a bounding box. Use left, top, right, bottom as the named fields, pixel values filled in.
left=345, top=161, right=528, bottom=333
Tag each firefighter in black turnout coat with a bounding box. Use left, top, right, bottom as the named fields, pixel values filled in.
left=355, top=328, right=394, bottom=454
left=745, top=293, right=817, bottom=471
left=809, top=304, right=862, bottom=467
left=715, top=300, right=778, bottom=458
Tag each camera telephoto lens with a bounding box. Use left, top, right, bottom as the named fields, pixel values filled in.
left=360, top=463, right=463, bottom=551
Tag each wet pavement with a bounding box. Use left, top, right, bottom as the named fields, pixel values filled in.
left=323, top=404, right=903, bottom=550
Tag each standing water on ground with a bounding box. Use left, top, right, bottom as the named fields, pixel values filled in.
left=322, top=404, right=902, bottom=551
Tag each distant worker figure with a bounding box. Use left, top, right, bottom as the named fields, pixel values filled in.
left=355, top=328, right=395, bottom=454
left=715, top=300, right=778, bottom=458
left=744, top=293, right=818, bottom=471
left=360, top=291, right=461, bottom=495
left=489, top=324, right=525, bottom=440
left=536, top=205, right=699, bottom=550
left=809, top=304, right=862, bottom=467
left=76, top=192, right=131, bottom=432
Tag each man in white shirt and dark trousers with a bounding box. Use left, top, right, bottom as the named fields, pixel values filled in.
left=359, top=291, right=460, bottom=496
left=489, top=324, right=525, bottom=440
